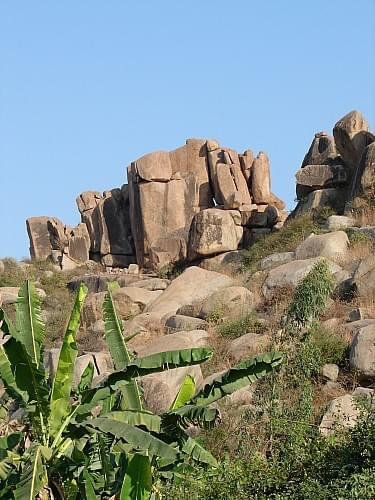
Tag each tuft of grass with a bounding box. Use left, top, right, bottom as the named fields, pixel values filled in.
left=217, top=312, right=266, bottom=339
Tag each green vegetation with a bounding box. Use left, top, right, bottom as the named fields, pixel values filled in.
left=0, top=281, right=281, bottom=498
left=286, top=260, right=334, bottom=329
left=242, top=214, right=322, bottom=271
left=163, top=261, right=374, bottom=499
left=217, top=312, right=266, bottom=339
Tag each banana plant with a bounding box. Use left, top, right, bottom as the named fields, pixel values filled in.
left=0, top=280, right=283, bottom=499
left=0, top=281, right=213, bottom=499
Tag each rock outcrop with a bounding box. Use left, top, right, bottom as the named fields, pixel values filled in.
left=27, top=138, right=285, bottom=271
left=293, top=111, right=374, bottom=217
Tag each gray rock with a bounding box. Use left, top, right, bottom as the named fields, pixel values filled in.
left=325, top=215, right=355, bottom=231
left=227, top=333, right=271, bottom=364
left=130, top=278, right=170, bottom=291
left=319, top=394, right=360, bottom=436
left=259, top=252, right=295, bottom=271
left=295, top=231, right=349, bottom=262
left=322, top=363, right=339, bottom=382
left=146, top=266, right=233, bottom=322
left=348, top=308, right=370, bottom=322
left=165, top=315, right=208, bottom=332
left=198, top=286, right=256, bottom=320
left=352, top=254, right=375, bottom=297
left=262, top=257, right=342, bottom=298
left=350, top=324, right=375, bottom=381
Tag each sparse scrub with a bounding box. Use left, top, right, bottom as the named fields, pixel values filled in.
left=242, top=214, right=322, bottom=271
left=217, top=311, right=266, bottom=339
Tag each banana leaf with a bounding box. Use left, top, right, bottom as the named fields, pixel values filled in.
left=14, top=281, right=45, bottom=369
left=84, top=417, right=178, bottom=460
left=169, top=374, right=195, bottom=410
left=100, top=348, right=213, bottom=390
left=162, top=405, right=220, bottom=431
left=120, top=454, right=152, bottom=500
left=190, top=351, right=283, bottom=406
left=103, top=285, right=142, bottom=410
left=14, top=446, right=47, bottom=500
left=49, top=283, right=88, bottom=439
left=105, top=410, right=161, bottom=433
left=77, top=361, right=95, bottom=393
left=0, top=339, right=28, bottom=405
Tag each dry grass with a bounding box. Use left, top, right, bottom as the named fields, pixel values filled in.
left=349, top=205, right=375, bottom=227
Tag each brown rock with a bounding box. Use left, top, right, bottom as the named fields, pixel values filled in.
left=301, top=132, right=340, bottom=167
left=26, top=216, right=56, bottom=260
left=239, top=149, right=254, bottom=184
left=188, top=208, right=243, bottom=258
left=296, top=164, right=347, bottom=199
left=135, top=151, right=172, bottom=182
left=351, top=142, right=375, bottom=205
left=251, top=152, right=271, bottom=204
left=76, top=191, right=103, bottom=255
left=293, top=188, right=346, bottom=216
left=333, top=110, right=373, bottom=175
left=149, top=237, right=187, bottom=269
left=98, top=188, right=134, bottom=258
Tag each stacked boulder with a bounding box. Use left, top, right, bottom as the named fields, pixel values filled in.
left=293, top=110, right=374, bottom=216
left=27, top=138, right=286, bottom=270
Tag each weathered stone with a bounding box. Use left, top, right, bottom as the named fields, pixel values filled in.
left=352, top=254, right=375, bottom=297
left=198, top=286, right=256, bottom=319
left=130, top=278, right=170, bottom=291
left=251, top=152, right=271, bottom=204
left=227, top=333, right=271, bottom=364
left=188, top=209, right=243, bottom=258
left=242, top=205, right=279, bottom=228
left=293, top=188, right=347, bottom=216
left=146, top=266, right=233, bottom=321
left=77, top=191, right=103, bottom=254
left=47, top=218, right=70, bottom=250
left=325, top=215, right=355, bottom=231
left=350, top=324, right=375, bottom=381
left=67, top=274, right=140, bottom=293
left=128, top=263, right=139, bottom=275
left=101, top=254, right=136, bottom=268
left=239, top=149, right=254, bottom=183
left=128, top=169, right=188, bottom=267
left=344, top=319, right=375, bottom=335
left=262, top=257, right=342, bottom=298
left=351, top=142, right=375, bottom=205
left=322, top=363, right=339, bottom=382
left=296, top=164, right=347, bottom=198
left=26, top=216, right=56, bottom=260
left=149, top=237, right=187, bottom=269
left=333, top=110, right=372, bottom=175
left=348, top=308, right=370, bottom=322
left=0, top=260, right=4, bottom=274
left=319, top=394, right=360, bottom=436
left=81, top=292, right=106, bottom=329
left=165, top=315, right=208, bottom=332
left=112, top=287, right=162, bottom=309
left=301, top=132, right=340, bottom=167
left=135, top=330, right=210, bottom=413
left=260, top=252, right=295, bottom=270
left=199, top=250, right=244, bottom=271
left=295, top=231, right=349, bottom=262
left=66, top=223, right=90, bottom=263
left=269, top=192, right=286, bottom=211
left=216, top=163, right=251, bottom=209
left=98, top=188, right=134, bottom=257
left=134, top=151, right=172, bottom=182
left=60, top=253, right=79, bottom=271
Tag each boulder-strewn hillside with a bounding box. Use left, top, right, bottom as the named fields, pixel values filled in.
left=1, top=109, right=375, bottom=498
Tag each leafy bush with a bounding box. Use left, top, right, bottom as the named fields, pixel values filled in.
left=217, top=312, right=266, bottom=339
left=286, top=260, right=334, bottom=329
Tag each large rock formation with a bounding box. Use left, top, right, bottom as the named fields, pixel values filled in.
left=27, top=138, right=285, bottom=271
left=293, top=111, right=374, bottom=217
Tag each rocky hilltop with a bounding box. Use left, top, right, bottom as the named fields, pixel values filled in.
left=26, top=110, right=374, bottom=274
left=26, top=138, right=286, bottom=271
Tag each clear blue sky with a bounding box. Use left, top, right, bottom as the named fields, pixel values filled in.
left=1, top=1, right=374, bottom=259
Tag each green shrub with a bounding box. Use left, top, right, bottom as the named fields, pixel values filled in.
left=345, top=228, right=374, bottom=246
left=286, top=260, right=334, bottom=329
left=217, top=312, right=266, bottom=339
